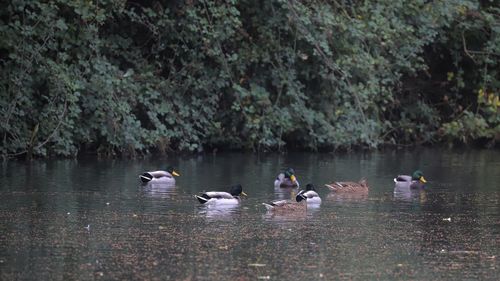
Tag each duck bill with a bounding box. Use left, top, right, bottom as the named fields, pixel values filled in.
left=172, top=171, right=180, bottom=177
left=241, top=191, right=248, bottom=197
left=419, top=176, right=427, bottom=183
left=290, top=175, right=296, bottom=183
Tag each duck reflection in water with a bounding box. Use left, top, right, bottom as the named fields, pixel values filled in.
left=393, top=185, right=427, bottom=203
left=326, top=192, right=368, bottom=202
left=198, top=204, right=240, bottom=221
left=141, top=182, right=178, bottom=199
left=274, top=185, right=298, bottom=200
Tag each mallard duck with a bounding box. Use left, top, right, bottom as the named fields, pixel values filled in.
left=262, top=200, right=306, bottom=212
left=195, top=184, right=247, bottom=205
left=296, top=183, right=322, bottom=204
left=140, top=166, right=180, bottom=184
left=324, top=179, right=369, bottom=193
left=394, top=170, right=427, bottom=189
left=274, top=168, right=300, bottom=188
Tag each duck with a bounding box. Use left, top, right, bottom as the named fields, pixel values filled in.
left=394, top=170, right=427, bottom=189
left=262, top=199, right=307, bottom=212
left=324, top=179, right=369, bottom=193
left=139, top=166, right=180, bottom=184
left=274, top=168, right=300, bottom=188
left=296, top=183, right=322, bottom=204
left=195, top=184, right=247, bottom=205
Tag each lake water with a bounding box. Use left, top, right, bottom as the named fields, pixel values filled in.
left=1, top=149, right=499, bottom=280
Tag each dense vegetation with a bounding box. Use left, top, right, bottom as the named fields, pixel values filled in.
left=1, top=0, right=499, bottom=158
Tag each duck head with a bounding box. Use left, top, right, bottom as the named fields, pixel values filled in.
left=296, top=183, right=316, bottom=202
left=305, top=183, right=316, bottom=191
left=284, top=168, right=297, bottom=183
left=411, top=170, right=427, bottom=184
left=166, top=166, right=180, bottom=177
left=229, top=184, right=247, bottom=197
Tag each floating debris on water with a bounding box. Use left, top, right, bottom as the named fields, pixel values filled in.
left=248, top=263, right=266, bottom=267
left=443, top=217, right=451, bottom=222
left=257, top=276, right=270, bottom=280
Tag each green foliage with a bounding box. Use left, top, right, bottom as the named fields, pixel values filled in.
left=441, top=89, right=499, bottom=144
left=435, top=3, right=500, bottom=146
left=0, top=0, right=498, bottom=158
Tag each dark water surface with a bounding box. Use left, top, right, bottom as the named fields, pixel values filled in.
left=1, top=149, right=499, bottom=280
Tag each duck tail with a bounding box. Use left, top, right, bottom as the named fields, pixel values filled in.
left=140, top=172, right=153, bottom=183
left=359, top=178, right=369, bottom=188
left=295, top=191, right=306, bottom=202
left=262, top=203, right=274, bottom=211
left=325, top=183, right=343, bottom=190
left=195, top=195, right=209, bottom=204
left=324, top=184, right=335, bottom=190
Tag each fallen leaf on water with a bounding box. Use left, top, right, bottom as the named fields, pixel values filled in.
left=248, top=263, right=266, bottom=267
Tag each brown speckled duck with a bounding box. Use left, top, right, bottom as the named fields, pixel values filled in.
left=325, top=179, right=369, bottom=193
left=262, top=200, right=307, bottom=212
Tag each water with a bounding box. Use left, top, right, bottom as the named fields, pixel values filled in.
left=1, top=149, right=499, bottom=280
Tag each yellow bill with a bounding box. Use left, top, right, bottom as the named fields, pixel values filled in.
left=419, top=176, right=427, bottom=183
left=290, top=175, right=296, bottom=182
left=172, top=171, right=180, bottom=177
left=241, top=191, right=248, bottom=196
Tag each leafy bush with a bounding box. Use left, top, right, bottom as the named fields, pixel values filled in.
left=0, top=0, right=498, bottom=159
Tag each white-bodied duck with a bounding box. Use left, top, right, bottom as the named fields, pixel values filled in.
left=140, top=166, right=180, bottom=185
left=274, top=168, right=300, bottom=188
left=394, top=170, right=427, bottom=189
left=296, top=183, right=322, bottom=204
left=195, top=184, right=247, bottom=205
